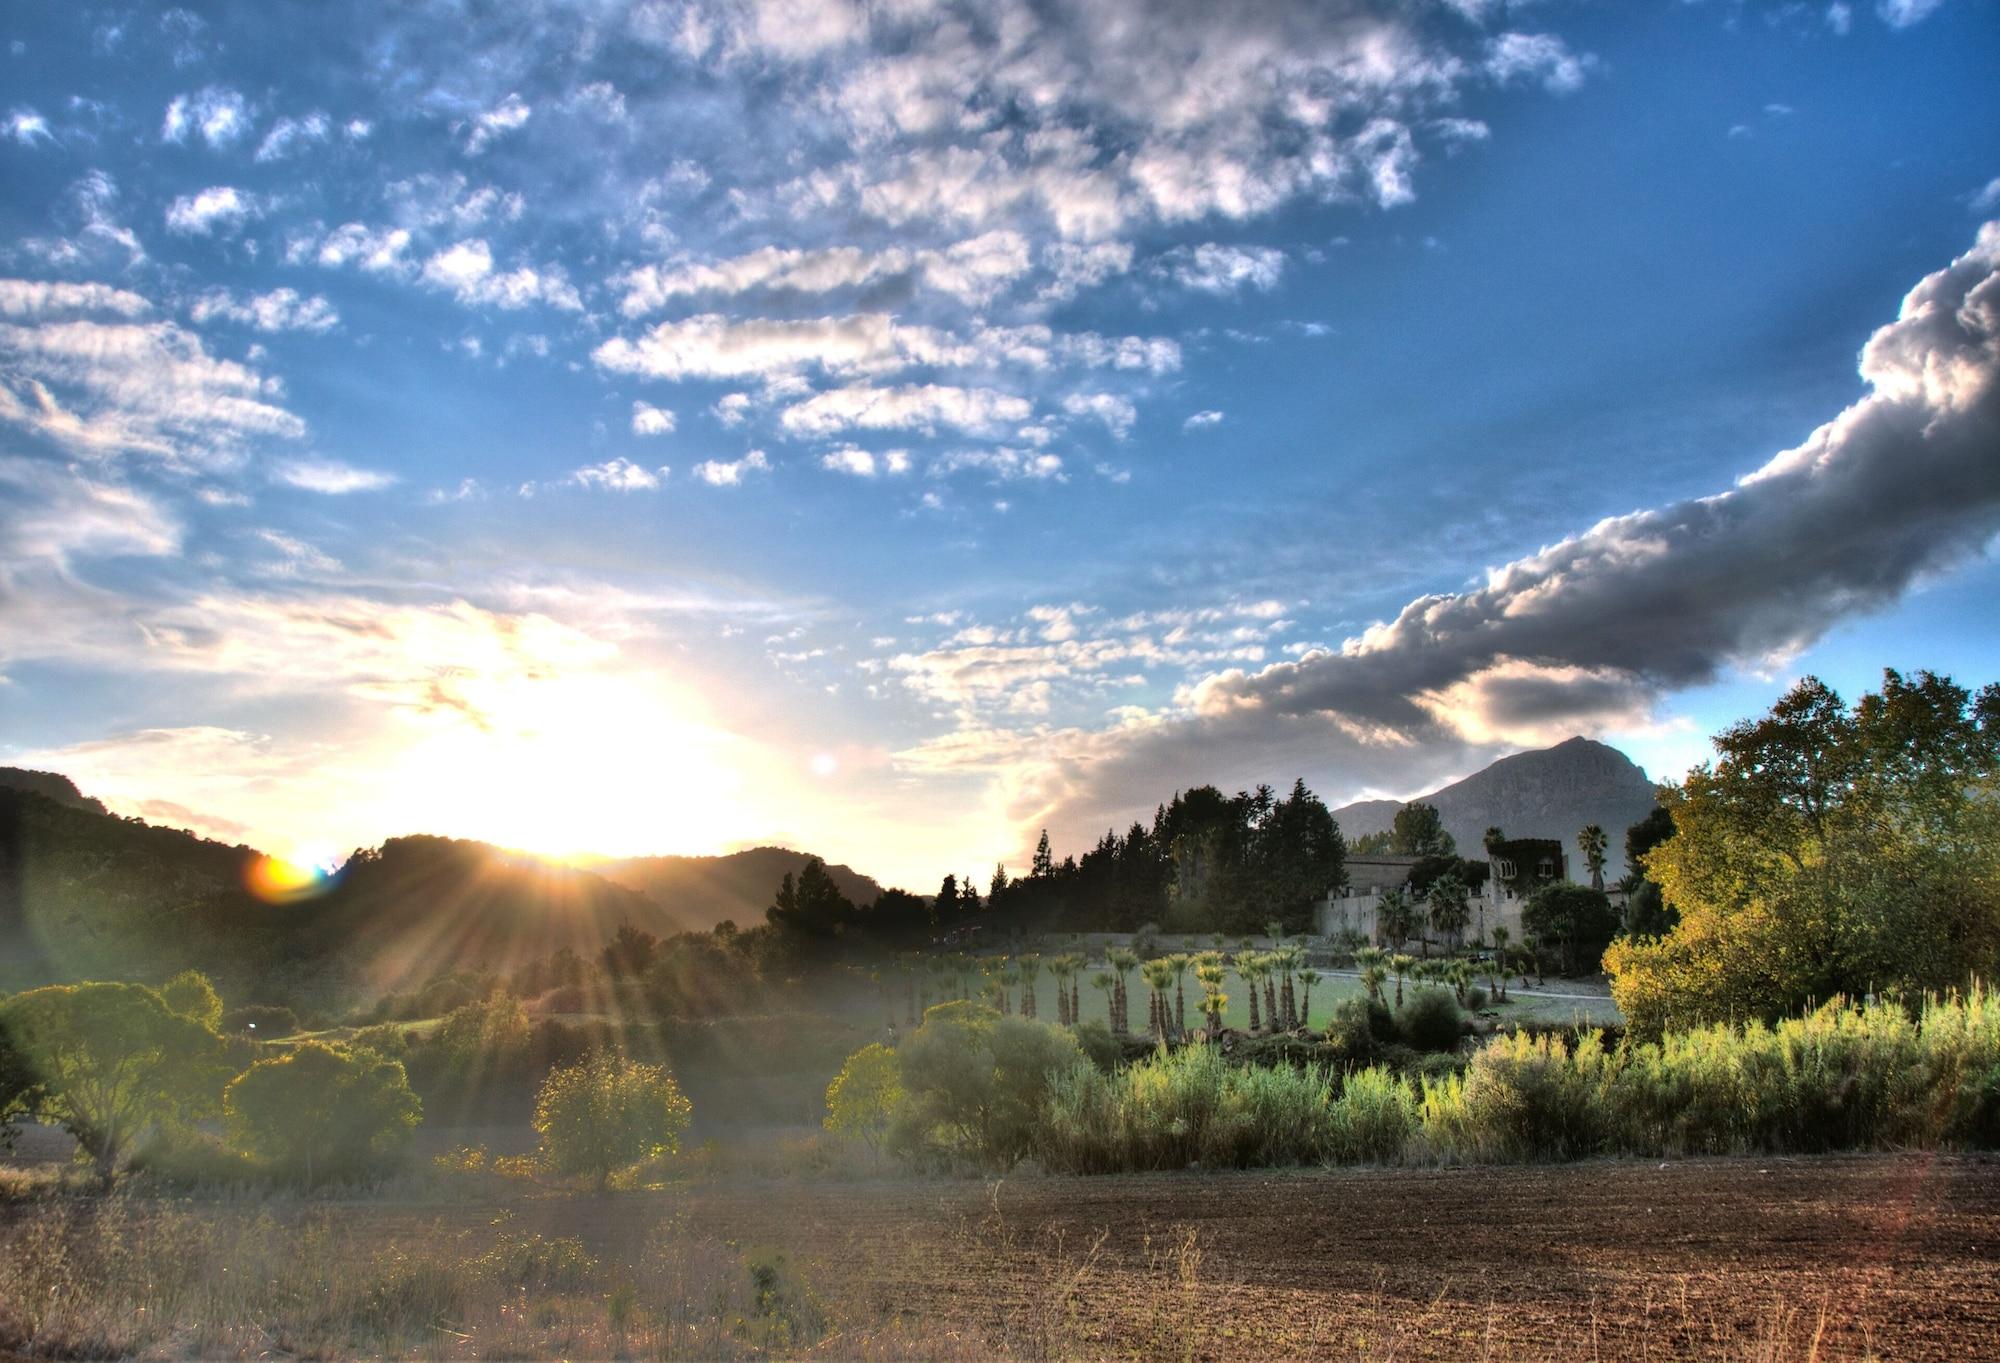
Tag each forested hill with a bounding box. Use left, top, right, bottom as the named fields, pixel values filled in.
left=588, top=849, right=884, bottom=933
left=1334, top=737, right=1662, bottom=878
left=0, top=769, right=875, bottom=1004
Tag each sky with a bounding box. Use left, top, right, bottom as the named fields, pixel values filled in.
left=2, top=0, right=1998, bottom=889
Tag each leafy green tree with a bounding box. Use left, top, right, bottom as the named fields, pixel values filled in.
left=1624, top=806, right=1675, bottom=885
left=1608, top=671, right=2000, bottom=1035
left=225, top=1040, right=420, bottom=1183
left=1032, top=831, right=1054, bottom=878
left=431, top=992, right=530, bottom=1068
left=1390, top=803, right=1456, bottom=857
left=1578, top=825, right=1608, bottom=892
left=0, top=982, right=233, bottom=1179
left=1296, top=968, right=1321, bottom=1030
left=823, top=1042, right=901, bottom=1153
left=1388, top=954, right=1416, bottom=1009
left=1521, top=883, right=1620, bottom=977
left=884, top=1002, right=1082, bottom=1170
left=159, top=970, right=224, bottom=1031
left=534, top=1050, right=692, bottom=1187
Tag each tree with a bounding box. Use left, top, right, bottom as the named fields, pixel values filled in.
left=601, top=921, right=660, bottom=979
left=1577, top=825, right=1608, bottom=893
left=534, top=1051, right=692, bottom=1188
left=1017, top=953, right=1042, bottom=1019
left=1520, top=883, right=1620, bottom=977
left=159, top=970, right=223, bottom=1031
left=1105, top=948, right=1138, bottom=1036
left=226, top=1041, right=420, bottom=1183
left=1032, top=831, right=1054, bottom=878
left=1141, top=959, right=1174, bottom=1043
left=1427, top=874, right=1470, bottom=953
left=1296, top=968, right=1321, bottom=1030
left=1376, top=886, right=1421, bottom=953
left=0, top=982, right=233, bottom=1179
left=1607, top=671, right=2000, bottom=1035
left=1167, top=953, right=1192, bottom=1037
left=884, top=1002, right=1082, bottom=1171
left=1624, top=806, right=1675, bottom=884
left=1388, top=953, right=1416, bottom=1008
left=1233, top=951, right=1263, bottom=1031
left=934, top=874, right=959, bottom=926
left=1390, top=803, right=1456, bottom=857
left=823, top=1042, right=901, bottom=1154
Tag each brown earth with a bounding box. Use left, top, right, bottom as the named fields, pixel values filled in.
left=325, top=1152, right=2000, bottom=1360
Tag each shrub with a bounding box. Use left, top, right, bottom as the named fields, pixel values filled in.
left=1069, top=1019, right=1123, bottom=1072
left=885, top=1002, right=1083, bottom=1171
left=159, top=971, right=223, bottom=1031
left=1321, top=996, right=1382, bottom=1067
left=225, top=1041, right=421, bottom=1183
left=533, top=1051, right=692, bottom=1187
left=823, top=1043, right=900, bottom=1152
left=1397, top=988, right=1465, bottom=1053
left=1328, top=1066, right=1419, bottom=1164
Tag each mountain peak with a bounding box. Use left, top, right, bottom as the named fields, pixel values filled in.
left=1334, top=738, right=1660, bottom=877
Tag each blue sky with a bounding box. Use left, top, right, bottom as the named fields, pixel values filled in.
left=2, top=0, right=1997, bottom=886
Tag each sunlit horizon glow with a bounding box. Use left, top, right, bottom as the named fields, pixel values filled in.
left=3, top=2, right=1998, bottom=892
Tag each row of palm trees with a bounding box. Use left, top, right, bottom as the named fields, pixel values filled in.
left=875, top=932, right=1341, bottom=1042
left=1349, top=929, right=1515, bottom=1009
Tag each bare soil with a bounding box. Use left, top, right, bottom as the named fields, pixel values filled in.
left=330, top=1152, right=2000, bottom=1360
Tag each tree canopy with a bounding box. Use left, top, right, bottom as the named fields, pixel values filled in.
left=225, top=1040, right=420, bottom=1183
left=1606, top=670, right=2000, bottom=1036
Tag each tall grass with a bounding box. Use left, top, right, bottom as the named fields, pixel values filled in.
left=1037, top=987, right=2000, bottom=1173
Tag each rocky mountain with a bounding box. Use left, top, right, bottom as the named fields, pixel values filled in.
left=588, top=848, right=884, bottom=933
left=1334, top=737, right=1664, bottom=878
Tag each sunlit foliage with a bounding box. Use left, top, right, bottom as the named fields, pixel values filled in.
left=224, top=1040, right=420, bottom=1183
left=533, top=1051, right=692, bottom=1187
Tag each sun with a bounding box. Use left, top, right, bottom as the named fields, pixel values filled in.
left=375, top=666, right=747, bottom=861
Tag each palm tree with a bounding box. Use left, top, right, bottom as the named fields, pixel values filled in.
left=1048, top=951, right=1080, bottom=1023
left=1090, top=971, right=1118, bottom=1032
left=999, top=961, right=1021, bottom=1015
left=1232, top=951, right=1263, bottom=1032
left=1017, top=953, right=1042, bottom=1019
left=1353, top=945, right=1388, bottom=1005
left=1192, top=957, right=1229, bottom=1035
left=1376, top=886, right=1419, bottom=953
left=1141, top=959, right=1175, bottom=1044
left=1489, top=927, right=1512, bottom=1003
left=1167, top=953, right=1192, bottom=1038
left=1275, top=944, right=1304, bottom=1030
left=1579, top=824, right=1608, bottom=892
left=1389, top=953, right=1416, bottom=1009
left=1428, top=873, right=1470, bottom=953
left=1296, top=968, right=1322, bottom=1030
left=1106, top=947, right=1139, bottom=1037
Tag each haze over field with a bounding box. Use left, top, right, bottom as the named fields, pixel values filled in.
left=2, top=1, right=1998, bottom=885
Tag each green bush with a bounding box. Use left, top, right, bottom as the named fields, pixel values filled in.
left=823, top=1042, right=900, bottom=1152
left=1321, top=996, right=1389, bottom=1065
left=1396, top=988, right=1464, bottom=1053
left=225, top=1040, right=421, bottom=1183
left=884, top=1002, right=1083, bottom=1171
left=1328, top=1066, right=1419, bottom=1164
left=1069, top=1019, right=1123, bottom=1073
left=533, top=1050, right=692, bottom=1186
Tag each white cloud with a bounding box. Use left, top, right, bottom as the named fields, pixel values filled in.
left=1162, top=243, right=1286, bottom=295
left=165, top=186, right=261, bottom=236
left=571, top=457, right=664, bottom=491
left=1061, top=392, right=1137, bottom=437
left=1485, top=33, right=1592, bottom=94
left=819, top=444, right=910, bottom=477
left=466, top=93, right=531, bottom=152
left=255, top=111, right=331, bottom=161
left=780, top=383, right=1033, bottom=436
left=1183, top=409, right=1224, bottom=431
left=713, top=392, right=752, bottom=426
left=0, top=455, right=181, bottom=566
left=310, top=222, right=415, bottom=275
left=616, top=230, right=1034, bottom=314
left=420, top=239, right=582, bottom=311
left=0, top=308, right=305, bottom=465
left=189, top=288, right=339, bottom=333
left=1973, top=178, right=2000, bottom=214
left=631, top=400, right=676, bottom=436
left=0, top=280, right=149, bottom=319
left=161, top=87, right=250, bottom=146
left=691, top=449, right=771, bottom=486
left=1876, top=0, right=1947, bottom=27
left=1826, top=2, right=1854, bottom=33
left=272, top=458, right=396, bottom=494
left=6, top=107, right=52, bottom=146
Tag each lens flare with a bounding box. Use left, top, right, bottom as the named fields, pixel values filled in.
left=245, top=853, right=333, bottom=904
